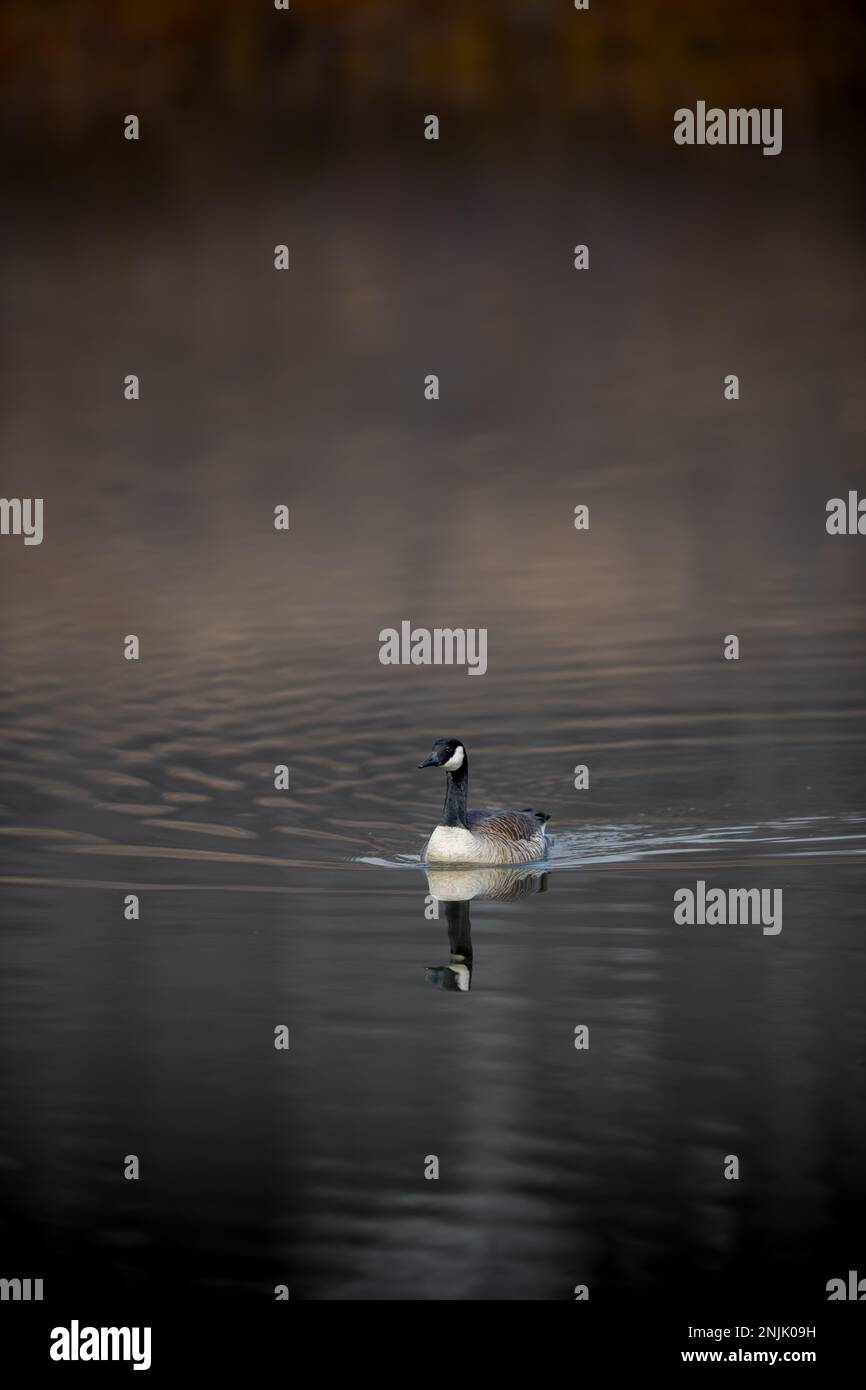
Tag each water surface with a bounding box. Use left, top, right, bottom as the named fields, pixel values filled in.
left=1, top=147, right=865, bottom=1302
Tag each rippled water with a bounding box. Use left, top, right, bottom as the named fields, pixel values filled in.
left=1, top=148, right=865, bottom=1302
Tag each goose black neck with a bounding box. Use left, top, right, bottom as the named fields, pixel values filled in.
left=442, top=758, right=469, bottom=828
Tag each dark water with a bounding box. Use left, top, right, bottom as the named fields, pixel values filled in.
left=1, top=147, right=865, bottom=1303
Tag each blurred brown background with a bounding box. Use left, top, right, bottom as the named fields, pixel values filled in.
left=2, top=0, right=865, bottom=155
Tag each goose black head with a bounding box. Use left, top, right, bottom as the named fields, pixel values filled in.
left=418, top=738, right=466, bottom=772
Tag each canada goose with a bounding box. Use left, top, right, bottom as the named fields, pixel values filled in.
left=418, top=738, right=550, bottom=865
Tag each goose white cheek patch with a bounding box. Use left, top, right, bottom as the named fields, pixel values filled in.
left=443, top=746, right=465, bottom=771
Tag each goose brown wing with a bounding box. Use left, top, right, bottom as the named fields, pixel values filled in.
left=468, top=808, right=545, bottom=841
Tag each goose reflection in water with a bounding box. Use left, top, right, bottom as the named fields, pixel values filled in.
left=423, top=865, right=549, bottom=992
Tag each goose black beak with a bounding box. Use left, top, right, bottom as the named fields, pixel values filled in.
left=418, top=753, right=439, bottom=768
